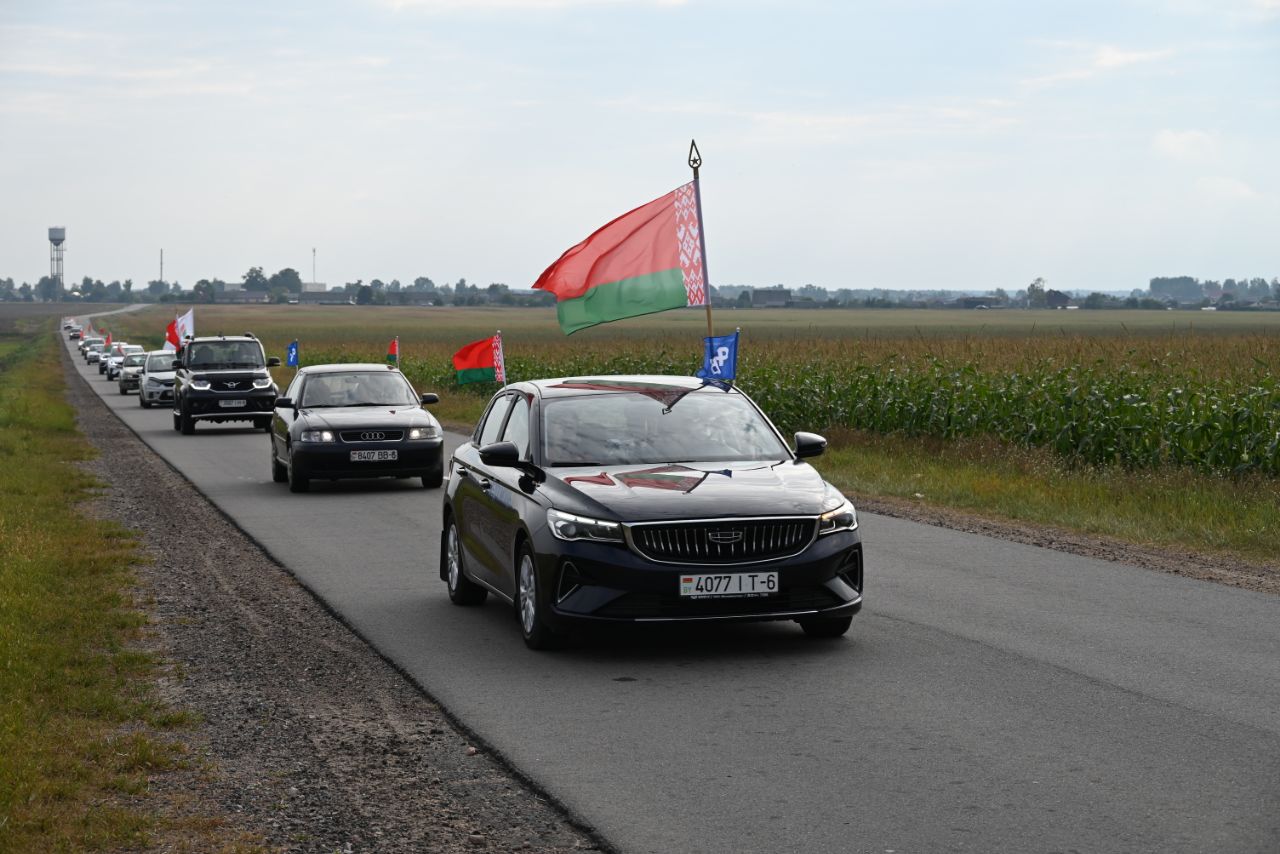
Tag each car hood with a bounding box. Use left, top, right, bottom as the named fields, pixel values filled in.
left=296, top=405, right=439, bottom=430
left=145, top=370, right=176, bottom=381
left=545, top=460, right=829, bottom=522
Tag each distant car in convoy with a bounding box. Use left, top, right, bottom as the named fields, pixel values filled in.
left=116, top=353, right=147, bottom=395
left=440, top=376, right=864, bottom=649
left=67, top=325, right=83, bottom=339
left=270, top=363, right=444, bottom=493
left=81, top=338, right=105, bottom=361
left=98, top=342, right=126, bottom=374
left=138, top=350, right=177, bottom=408
left=172, top=334, right=280, bottom=434
left=105, top=344, right=144, bottom=380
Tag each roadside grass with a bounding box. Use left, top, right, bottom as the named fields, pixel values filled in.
left=818, top=430, right=1280, bottom=564
left=0, top=320, right=262, bottom=852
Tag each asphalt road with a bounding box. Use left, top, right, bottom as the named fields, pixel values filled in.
left=65, top=331, right=1280, bottom=853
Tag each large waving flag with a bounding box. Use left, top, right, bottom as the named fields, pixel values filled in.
left=533, top=181, right=707, bottom=334
left=452, top=334, right=506, bottom=385
left=163, top=317, right=180, bottom=352
left=175, top=308, right=195, bottom=341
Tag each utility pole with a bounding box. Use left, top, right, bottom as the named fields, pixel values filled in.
left=312, top=247, right=317, bottom=286
left=160, top=248, right=164, bottom=286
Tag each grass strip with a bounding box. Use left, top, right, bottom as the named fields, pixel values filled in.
left=817, top=429, right=1280, bottom=565
left=0, top=320, right=198, bottom=851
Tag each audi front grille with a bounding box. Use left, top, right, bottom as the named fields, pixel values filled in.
left=627, top=518, right=817, bottom=565
left=338, top=430, right=404, bottom=442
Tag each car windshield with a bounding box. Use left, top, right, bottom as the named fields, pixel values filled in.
left=301, top=372, right=417, bottom=408
left=123, top=354, right=146, bottom=367
left=541, top=388, right=788, bottom=466
left=186, top=341, right=265, bottom=369
left=146, top=355, right=174, bottom=371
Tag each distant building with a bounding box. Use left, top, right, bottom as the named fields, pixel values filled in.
left=221, top=290, right=270, bottom=304
left=1046, top=289, right=1071, bottom=309
left=751, top=288, right=791, bottom=308
left=302, top=282, right=327, bottom=293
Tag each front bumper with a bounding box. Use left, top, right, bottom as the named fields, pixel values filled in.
left=534, top=528, right=863, bottom=626
left=141, top=383, right=175, bottom=403
left=291, top=438, right=445, bottom=480
left=185, top=390, right=275, bottom=422
left=119, top=374, right=142, bottom=390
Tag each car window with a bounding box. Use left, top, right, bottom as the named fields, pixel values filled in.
left=541, top=389, right=788, bottom=466
left=285, top=374, right=304, bottom=401
left=146, top=355, right=173, bottom=372
left=188, top=341, right=265, bottom=369
left=299, top=372, right=417, bottom=407
left=500, top=396, right=531, bottom=459
left=124, top=354, right=146, bottom=367
left=476, top=395, right=512, bottom=447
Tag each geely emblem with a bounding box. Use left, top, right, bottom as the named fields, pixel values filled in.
left=708, top=530, right=743, bottom=544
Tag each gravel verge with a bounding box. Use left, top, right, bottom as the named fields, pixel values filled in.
left=63, top=344, right=605, bottom=852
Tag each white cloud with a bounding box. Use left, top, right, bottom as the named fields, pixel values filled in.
left=1022, top=44, right=1175, bottom=87
left=1152, top=129, right=1219, bottom=160
left=1197, top=176, right=1260, bottom=199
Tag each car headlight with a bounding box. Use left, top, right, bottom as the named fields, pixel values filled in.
left=547, top=508, right=624, bottom=543
left=253, top=377, right=273, bottom=389
left=818, top=488, right=858, bottom=536
left=190, top=379, right=211, bottom=390
left=408, top=426, right=439, bottom=440
left=300, top=430, right=335, bottom=443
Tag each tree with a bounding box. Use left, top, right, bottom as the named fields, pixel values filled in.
left=412, top=276, right=436, bottom=291
left=36, top=276, right=60, bottom=301
left=18, top=283, right=33, bottom=301
left=736, top=290, right=752, bottom=308
left=268, top=268, right=303, bottom=294
left=242, top=267, right=269, bottom=291
left=993, top=288, right=1009, bottom=304
left=192, top=280, right=217, bottom=303
left=355, top=284, right=373, bottom=305
left=1027, top=278, right=1047, bottom=309
left=147, top=279, right=168, bottom=297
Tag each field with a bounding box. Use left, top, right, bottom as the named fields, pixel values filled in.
left=99, top=304, right=1280, bottom=563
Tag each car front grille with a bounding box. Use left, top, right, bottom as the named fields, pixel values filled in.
left=338, top=430, right=404, bottom=443
left=628, top=518, right=816, bottom=565
left=213, top=380, right=257, bottom=392
left=594, top=585, right=843, bottom=619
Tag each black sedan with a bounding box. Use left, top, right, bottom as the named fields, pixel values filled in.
left=441, top=376, right=863, bottom=649
left=270, top=364, right=445, bottom=493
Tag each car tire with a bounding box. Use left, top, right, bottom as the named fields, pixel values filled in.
left=444, top=517, right=486, bottom=606
left=139, top=396, right=151, bottom=408
left=172, top=410, right=180, bottom=431
left=261, top=418, right=272, bottom=434
left=797, top=616, right=853, bottom=639
left=270, top=443, right=287, bottom=483
left=179, top=404, right=195, bottom=435
left=287, top=457, right=310, bottom=493
left=515, top=543, right=559, bottom=650
left=421, top=460, right=444, bottom=489
left=118, top=384, right=127, bottom=395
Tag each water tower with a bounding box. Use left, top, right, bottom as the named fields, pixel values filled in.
left=48, top=227, right=66, bottom=301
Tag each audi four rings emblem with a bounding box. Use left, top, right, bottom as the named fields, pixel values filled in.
left=360, top=431, right=386, bottom=441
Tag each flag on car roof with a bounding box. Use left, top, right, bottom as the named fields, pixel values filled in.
left=696, top=330, right=739, bottom=382
left=163, top=317, right=180, bottom=352
left=103, top=331, right=112, bottom=347
left=386, top=336, right=399, bottom=365
left=286, top=340, right=299, bottom=367
left=533, top=181, right=707, bottom=334
left=452, top=333, right=506, bottom=385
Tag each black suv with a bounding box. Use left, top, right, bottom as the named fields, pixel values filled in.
left=172, top=334, right=281, bottom=435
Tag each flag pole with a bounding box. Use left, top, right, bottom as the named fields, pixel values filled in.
left=689, top=139, right=713, bottom=339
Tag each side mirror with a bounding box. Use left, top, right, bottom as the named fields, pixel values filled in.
left=274, top=397, right=294, bottom=409
left=171, top=360, right=182, bottom=370
left=420, top=392, right=439, bottom=405
left=793, top=432, right=827, bottom=459
left=478, top=441, right=520, bottom=467
left=267, top=356, right=281, bottom=367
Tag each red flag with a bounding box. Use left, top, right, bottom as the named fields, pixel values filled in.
left=452, top=334, right=505, bottom=385
left=532, top=181, right=707, bottom=334
left=164, top=319, right=180, bottom=351
left=103, top=331, right=112, bottom=347
left=386, top=337, right=399, bottom=365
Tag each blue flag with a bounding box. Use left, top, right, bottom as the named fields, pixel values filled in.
left=286, top=340, right=299, bottom=367
left=696, top=331, right=739, bottom=381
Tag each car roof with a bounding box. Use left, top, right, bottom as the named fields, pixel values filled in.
left=517, top=375, right=731, bottom=399
left=296, top=363, right=405, bottom=375
left=188, top=335, right=260, bottom=343
left=145, top=350, right=172, bottom=356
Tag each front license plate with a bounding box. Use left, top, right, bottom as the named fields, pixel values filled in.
left=218, top=399, right=247, bottom=408
left=351, top=449, right=398, bottom=462
left=679, top=572, right=778, bottom=599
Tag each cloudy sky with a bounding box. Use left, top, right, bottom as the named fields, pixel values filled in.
left=1, top=0, right=1276, bottom=292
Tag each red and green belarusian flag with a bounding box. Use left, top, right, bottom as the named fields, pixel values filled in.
left=533, top=181, right=708, bottom=334
left=386, top=337, right=399, bottom=365
left=452, top=334, right=506, bottom=385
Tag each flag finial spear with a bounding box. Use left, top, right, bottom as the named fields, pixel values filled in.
left=688, top=139, right=702, bottom=178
